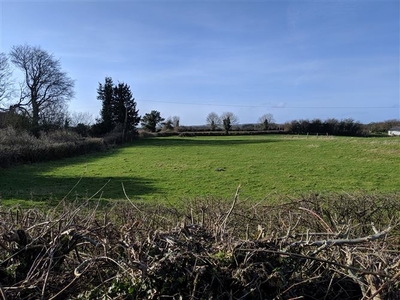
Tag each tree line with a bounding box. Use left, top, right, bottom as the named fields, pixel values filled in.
left=1, top=44, right=398, bottom=141
left=0, top=45, right=142, bottom=141
left=0, top=44, right=278, bottom=138
left=206, top=112, right=275, bottom=134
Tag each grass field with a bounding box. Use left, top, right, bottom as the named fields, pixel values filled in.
left=1, top=135, right=399, bottom=206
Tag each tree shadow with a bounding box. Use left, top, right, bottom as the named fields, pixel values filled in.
left=0, top=174, right=159, bottom=202
left=131, top=136, right=288, bottom=147
left=0, top=136, right=289, bottom=203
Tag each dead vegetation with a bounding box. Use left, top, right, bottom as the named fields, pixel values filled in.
left=0, top=191, right=399, bottom=299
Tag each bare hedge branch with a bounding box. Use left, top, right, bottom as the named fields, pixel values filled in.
left=0, top=192, right=399, bottom=299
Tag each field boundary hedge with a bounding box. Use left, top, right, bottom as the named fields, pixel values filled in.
left=0, top=192, right=399, bottom=299
left=0, top=127, right=106, bottom=168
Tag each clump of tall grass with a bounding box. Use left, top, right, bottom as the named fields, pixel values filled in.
left=0, top=127, right=105, bottom=168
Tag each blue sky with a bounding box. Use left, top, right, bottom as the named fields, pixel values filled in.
left=1, top=0, right=399, bottom=125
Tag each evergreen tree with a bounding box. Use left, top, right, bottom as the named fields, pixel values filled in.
left=141, top=110, right=164, bottom=132
left=223, top=116, right=231, bottom=135
left=95, top=78, right=140, bottom=139
left=113, top=82, right=140, bottom=140
left=221, top=112, right=238, bottom=135
left=96, top=77, right=114, bottom=133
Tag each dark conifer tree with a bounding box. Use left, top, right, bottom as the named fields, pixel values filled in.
left=141, top=110, right=164, bottom=132
left=223, top=116, right=231, bottom=135
left=96, top=77, right=114, bottom=133
left=95, top=78, right=140, bottom=140
left=113, top=82, right=140, bottom=140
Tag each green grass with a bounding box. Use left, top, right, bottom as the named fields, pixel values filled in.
left=1, top=135, right=399, bottom=206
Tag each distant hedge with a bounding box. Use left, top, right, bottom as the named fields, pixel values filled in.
left=284, top=118, right=364, bottom=136
left=138, top=130, right=285, bottom=138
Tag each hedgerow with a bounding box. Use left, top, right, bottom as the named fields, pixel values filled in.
left=0, top=192, right=399, bottom=299
left=0, top=127, right=105, bottom=168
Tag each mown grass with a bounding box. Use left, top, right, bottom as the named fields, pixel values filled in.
left=1, top=135, right=399, bottom=206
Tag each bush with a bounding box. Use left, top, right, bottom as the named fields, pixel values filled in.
left=41, top=129, right=83, bottom=143
left=0, top=127, right=37, bottom=147
left=74, top=123, right=90, bottom=137
left=138, top=130, right=157, bottom=138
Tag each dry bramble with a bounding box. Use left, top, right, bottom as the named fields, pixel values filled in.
left=0, top=191, right=399, bottom=299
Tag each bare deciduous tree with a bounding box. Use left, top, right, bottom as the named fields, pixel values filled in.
left=41, top=101, right=69, bottom=129
left=9, top=45, right=75, bottom=130
left=69, top=111, right=94, bottom=127
left=221, top=112, right=239, bottom=124
left=221, top=112, right=239, bottom=134
left=258, top=113, right=275, bottom=130
left=162, top=117, right=174, bottom=131
left=206, top=112, right=221, bottom=131
left=172, top=116, right=180, bottom=131
left=0, top=52, right=14, bottom=108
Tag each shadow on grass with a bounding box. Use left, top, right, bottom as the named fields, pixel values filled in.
left=0, top=174, right=159, bottom=203
left=131, top=136, right=287, bottom=147
left=0, top=136, right=287, bottom=204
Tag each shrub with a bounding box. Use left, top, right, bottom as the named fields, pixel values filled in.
left=0, top=127, right=37, bottom=147
left=138, top=130, right=156, bottom=138
left=41, top=129, right=83, bottom=143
